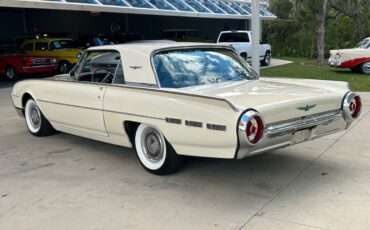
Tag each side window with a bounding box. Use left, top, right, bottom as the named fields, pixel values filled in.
left=22, top=43, right=33, bottom=52
left=113, top=60, right=125, bottom=84
left=35, top=42, right=49, bottom=51
left=77, top=51, right=121, bottom=84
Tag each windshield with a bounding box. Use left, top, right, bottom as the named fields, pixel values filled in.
left=50, top=40, right=75, bottom=50
left=355, top=39, right=370, bottom=49
left=153, top=48, right=257, bottom=88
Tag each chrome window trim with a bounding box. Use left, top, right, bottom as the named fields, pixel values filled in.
left=112, top=57, right=126, bottom=84
left=75, top=49, right=122, bottom=83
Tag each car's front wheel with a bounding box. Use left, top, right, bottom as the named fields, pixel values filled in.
left=5, top=66, right=18, bottom=81
left=360, top=61, right=370, bottom=74
left=134, top=124, right=184, bottom=175
left=25, top=99, right=55, bottom=137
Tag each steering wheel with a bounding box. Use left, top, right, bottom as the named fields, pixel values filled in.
left=91, top=68, right=114, bottom=83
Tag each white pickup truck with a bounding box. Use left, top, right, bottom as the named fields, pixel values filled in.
left=217, top=30, right=272, bottom=66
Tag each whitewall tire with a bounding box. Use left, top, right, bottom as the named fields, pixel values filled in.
left=25, top=99, right=55, bottom=137
left=134, top=124, right=184, bottom=175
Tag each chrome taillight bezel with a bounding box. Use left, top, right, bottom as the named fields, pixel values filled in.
left=238, top=110, right=265, bottom=145
left=343, top=92, right=362, bottom=122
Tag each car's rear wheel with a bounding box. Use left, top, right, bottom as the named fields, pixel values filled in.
left=261, top=51, right=271, bottom=66
left=25, top=99, right=55, bottom=137
left=5, top=66, right=18, bottom=81
left=58, top=61, right=71, bottom=74
left=360, top=62, right=370, bottom=74
left=134, top=124, right=184, bottom=175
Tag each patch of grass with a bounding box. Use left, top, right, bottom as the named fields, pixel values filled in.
left=261, top=57, right=370, bottom=92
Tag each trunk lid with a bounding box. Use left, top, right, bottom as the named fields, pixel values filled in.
left=180, top=79, right=345, bottom=123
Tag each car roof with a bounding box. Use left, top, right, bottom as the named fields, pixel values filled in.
left=220, top=30, right=251, bottom=33
left=86, top=42, right=233, bottom=86
left=87, top=42, right=222, bottom=54
left=23, top=38, right=73, bottom=43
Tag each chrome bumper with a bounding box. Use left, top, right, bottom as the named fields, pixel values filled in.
left=328, top=58, right=341, bottom=67
left=236, top=109, right=348, bottom=159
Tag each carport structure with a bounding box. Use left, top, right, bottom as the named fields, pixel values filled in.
left=0, top=0, right=276, bottom=20
left=0, top=0, right=276, bottom=72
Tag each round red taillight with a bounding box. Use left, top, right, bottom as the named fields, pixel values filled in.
left=239, top=110, right=265, bottom=144
left=246, top=115, right=264, bottom=144
left=350, top=95, right=361, bottom=118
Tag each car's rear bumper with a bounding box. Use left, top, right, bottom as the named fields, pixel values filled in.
left=236, top=109, right=349, bottom=159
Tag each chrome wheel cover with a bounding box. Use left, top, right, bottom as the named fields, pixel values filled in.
left=141, top=127, right=164, bottom=163
left=6, top=67, right=15, bottom=80
left=25, top=101, right=41, bottom=132
left=363, top=62, right=370, bottom=74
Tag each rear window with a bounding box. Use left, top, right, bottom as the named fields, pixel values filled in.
left=219, top=33, right=249, bottom=43
left=153, top=48, right=256, bottom=88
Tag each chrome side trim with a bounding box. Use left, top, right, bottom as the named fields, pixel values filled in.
left=185, top=120, right=203, bottom=128
left=38, top=78, right=239, bottom=112
left=22, top=64, right=57, bottom=69
left=165, top=118, right=182, bottom=124
left=207, top=124, right=227, bottom=131
left=265, top=109, right=343, bottom=136
left=37, top=99, right=165, bottom=121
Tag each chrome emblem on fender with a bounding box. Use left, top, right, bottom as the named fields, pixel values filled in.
left=297, top=104, right=316, bottom=112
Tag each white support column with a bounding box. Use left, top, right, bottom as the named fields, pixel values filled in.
left=251, top=0, right=260, bottom=75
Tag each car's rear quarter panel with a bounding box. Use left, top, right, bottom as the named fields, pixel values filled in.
left=103, top=86, right=241, bottom=159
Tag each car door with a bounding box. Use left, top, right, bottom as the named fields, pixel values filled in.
left=37, top=51, right=113, bottom=138
left=38, top=81, right=107, bottom=137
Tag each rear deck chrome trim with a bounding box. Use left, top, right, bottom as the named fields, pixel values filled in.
left=265, top=109, right=343, bottom=136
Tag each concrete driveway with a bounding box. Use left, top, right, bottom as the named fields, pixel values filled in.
left=0, top=82, right=369, bottom=230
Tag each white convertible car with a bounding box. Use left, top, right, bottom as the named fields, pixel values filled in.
left=12, top=43, right=362, bottom=175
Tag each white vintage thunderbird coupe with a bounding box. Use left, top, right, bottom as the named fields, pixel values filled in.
left=12, top=43, right=362, bottom=175
left=329, top=37, right=370, bottom=74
